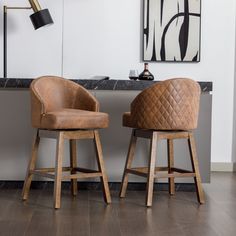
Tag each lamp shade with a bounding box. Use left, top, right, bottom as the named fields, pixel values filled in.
left=30, top=9, right=53, bottom=30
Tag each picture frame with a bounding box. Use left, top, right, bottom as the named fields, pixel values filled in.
left=143, top=0, right=201, bottom=62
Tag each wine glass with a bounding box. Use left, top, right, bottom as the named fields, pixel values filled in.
left=129, top=70, right=139, bottom=80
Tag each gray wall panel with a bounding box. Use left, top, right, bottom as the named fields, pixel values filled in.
left=0, top=90, right=211, bottom=183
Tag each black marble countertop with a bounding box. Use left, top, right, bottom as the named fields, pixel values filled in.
left=0, top=78, right=212, bottom=92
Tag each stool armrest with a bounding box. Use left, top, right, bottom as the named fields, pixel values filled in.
left=31, top=86, right=46, bottom=127
left=74, top=86, right=99, bottom=112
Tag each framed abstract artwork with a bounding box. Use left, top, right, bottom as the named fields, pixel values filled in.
left=143, top=0, right=201, bottom=62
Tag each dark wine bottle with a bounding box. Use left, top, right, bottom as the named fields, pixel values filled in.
left=138, top=63, right=154, bottom=81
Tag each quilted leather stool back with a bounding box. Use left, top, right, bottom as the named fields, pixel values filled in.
left=124, top=78, right=201, bottom=130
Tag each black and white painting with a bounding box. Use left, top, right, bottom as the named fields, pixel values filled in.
left=143, top=0, right=201, bottom=62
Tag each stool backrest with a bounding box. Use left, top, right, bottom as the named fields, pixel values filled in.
left=130, top=78, right=201, bottom=130
left=30, top=76, right=99, bottom=127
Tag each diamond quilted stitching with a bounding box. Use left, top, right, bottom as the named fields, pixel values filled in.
left=128, top=78, right=200, bottom=130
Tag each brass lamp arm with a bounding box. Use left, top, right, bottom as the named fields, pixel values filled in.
left=28, top=0, right=42, bottom=12
left=4, top=0, right=42, bottom=12
left=5, top=7, right=32, bottom=10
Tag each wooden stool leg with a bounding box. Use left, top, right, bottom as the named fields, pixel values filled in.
left=70, top=139, right=78, bottom=196
left=167, top=139, right=175, bottom=195
left=188, top=132, right=205, bottom=204
left=54, top=132, right=64, bottom=209
left=22, top=130, right=40, bottom=200
left=120, top=130, right=137, bottom=198
left=146, top=132, right=158, bottom=207
left=94, top=130, right=111, bottom=204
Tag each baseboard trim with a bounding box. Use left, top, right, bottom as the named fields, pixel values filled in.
left=211, top=162, right=236, bottom=172
left=0, top=181, right=196, bottom=192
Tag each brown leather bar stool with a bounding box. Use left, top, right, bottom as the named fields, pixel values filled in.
left=120, top=78, right=205, bottom=206
left=22, top=76, right=111, bottom=209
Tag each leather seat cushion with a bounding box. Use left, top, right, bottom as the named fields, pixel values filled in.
left=39, top=109, right=109, bottom=130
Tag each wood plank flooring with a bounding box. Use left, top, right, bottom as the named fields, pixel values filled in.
left=0, top=172, right=235, bottom=236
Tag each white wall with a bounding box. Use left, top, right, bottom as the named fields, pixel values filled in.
left=0, top=0, right=236, bottom=163
left=0, top=0, right=63, bottom=78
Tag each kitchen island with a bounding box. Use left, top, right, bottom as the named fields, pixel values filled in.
left=0, top=78, right=212, bottom=185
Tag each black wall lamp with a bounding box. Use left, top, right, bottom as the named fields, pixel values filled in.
left=3, top=0, right=54, bottom=78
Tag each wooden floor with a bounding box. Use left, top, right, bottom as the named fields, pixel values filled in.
left=0, top=172, right=235, bottom=236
